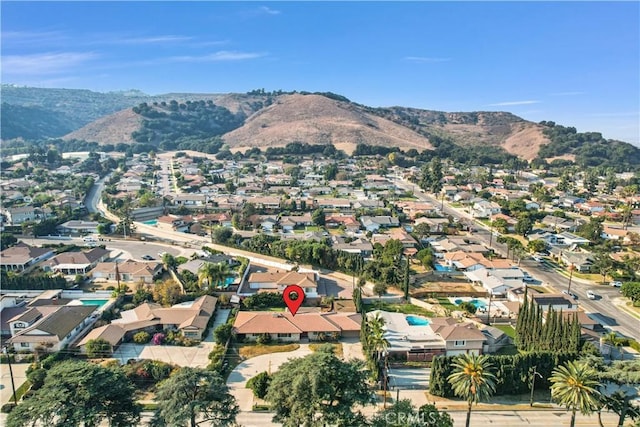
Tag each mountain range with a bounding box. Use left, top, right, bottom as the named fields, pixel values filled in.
left=1, top=85, right=637, bottom=166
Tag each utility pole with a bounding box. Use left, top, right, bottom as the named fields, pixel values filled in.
left=530, top=366, right=543, bottom=407
left=3, top=346, right=17, bottom=405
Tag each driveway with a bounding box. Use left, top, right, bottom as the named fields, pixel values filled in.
left=113, top=341, right=215, bottom=368
left=227, top=345, right=313, bottom=411
left=388, top=367, right=431, bottom=390
left=0, top=363, right=29, bottom=405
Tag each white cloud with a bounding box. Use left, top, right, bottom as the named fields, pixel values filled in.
left=259, top=6, right=281, bottom=15
left=1, top=30, right=69, bottom=46
left=403, top=56, right=451, bottom=63
left=166, top=51, right=267, bottom=63
left=487, top=100, right=541, bottom=107
left=111, top=35, right=194, bottom=45
left=2, top=52, right=98, bottom=76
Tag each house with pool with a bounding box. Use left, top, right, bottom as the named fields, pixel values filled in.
left=367, top=310, right=487, bottom=361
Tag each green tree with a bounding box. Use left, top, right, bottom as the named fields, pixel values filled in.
left=85, top=338, right=112, bottom=358
left=162, top=253, right=177, bottom=270
left=153, top=367, right=238, bottom=427
left=213, top=322, right=233, bottom=345
left=550, top=360, right=601, bottom=427
left=311, top=208, right=326, bottom=226
left=593, top=252, right=614, bottom=284
left=515, top=214, right=533, bottom=237
left=265, top=347, right=372, bottom=427
left=621, top=281, right=640, bottom=304
left=447, top=353, right=497, bottom=427
left=6, top=360, right=140, bottom=427
left=0, top=232, right=17, bottom=249
left=198, top=262, right=230, bottom=290
left=373, top=281, right=387, bottom=298
left=527, top=239, right=547, bottom=254
left=152, top=279, right=182, bottom=306
left=246, top=371, right=272, bottom=399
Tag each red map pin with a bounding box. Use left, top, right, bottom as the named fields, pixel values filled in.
left=283, top=284, right=305, bottom=316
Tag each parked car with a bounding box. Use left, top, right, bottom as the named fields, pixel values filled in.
left=142, top=255, right=155, bottom=260
left=587, top=290, right=596, bottom=300
left=610, top=281, right=622, bottom=287
left=532, top=255, right=542, bottom=262
left=562, top=290, right=577, bottom=299
left=523, top=274, right=535, bottom=282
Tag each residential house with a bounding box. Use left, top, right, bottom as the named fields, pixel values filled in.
left=529, top=293, right=577, bottom=312
left=367, top=311, right=486, bottom=361
left=243, top=271, right=319, bottom=298
left=332, top=236, right=374, bottom=257
left=91, top=260, right=163, bottom=284
left=360, top=216, right=400, bottom=232
left=463, top=267, right=521, bottom=296
left=157, top=215, right=191, bottom=232
left=556, top=232, right=592, bottom=246
left=233, top=311, right=362, bottom=342
left=7, top=305, right=97, bottom=352
left=0, top=242, right=54, bottom=272
left=541, top=215, right=576, bottom=231
left=325, top=214, right=361, bottom=232
left=471, top=200, right=502, bottom=219
left=42, top=247, right=110, bottom=276
left=560, top=251, right=595, bottom=272
left=314, top=198, right=352, bottom=211
left=602, top=226, right=631, bottom=244
left=110, top=295, right=217, bottom=341
left=57, top=220, right=100, bottom=235
left=3, top=206, right=36, bottom=225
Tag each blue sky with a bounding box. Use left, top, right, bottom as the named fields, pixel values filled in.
left=2, top=1, right=639, bottom=144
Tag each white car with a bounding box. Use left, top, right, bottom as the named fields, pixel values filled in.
left=586, top=290, right=596, bottom=300
left=610, top=281, right=622, bottom=287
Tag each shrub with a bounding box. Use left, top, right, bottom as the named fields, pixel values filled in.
left=246, top=371, right=272, bottom=399
left=152, top=332, right=165, bottom=345
left=214, top=323, right=233, bottom=345
left=1, top=403, right=16, bottom=413
left=207, top=344, right=226, bottom=372
left=121, top=303, right=136, bottom=311
left=26, top=368, right=46, bottom=390
left=133, top=331, right=151, bottom=344
left=458, top=301, right=477, bottom=314
left=256, top=333, right=272, bottom=345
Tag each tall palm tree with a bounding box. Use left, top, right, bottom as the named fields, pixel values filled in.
left=550, top=360, right=601, bottom=427
left=198, top=262, right=230, bottom=290
left=447, top=353, right=497, bottom=427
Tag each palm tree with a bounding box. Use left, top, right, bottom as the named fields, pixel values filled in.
left=550, top=360, right=601, bottom=427
left=198, top=262, right=230, bottom=290
left=447, top=353, right=497, bottom=427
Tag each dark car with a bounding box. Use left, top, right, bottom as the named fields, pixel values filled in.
left=141, top=255, right=155, bottom=260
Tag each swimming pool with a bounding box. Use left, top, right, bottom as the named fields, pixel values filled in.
left=454, top=298, right=487, bottom=309
left=80, top=299, right=109, bottom=306
left=406, top=315, right=431, bottom=326
left=434, top=264, right=453, bottom=272
left=224, top=277, right=235, bottom=286
left=142, top=219, right=158, bottom=226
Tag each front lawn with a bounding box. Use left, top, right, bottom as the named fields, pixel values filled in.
left=436, top=298, right=458, bottom=311
left=494, top=324, right=516, bottom=339
left=364, top=301, right=435, bottom=317
left=238, top=343, right=300, bottom=359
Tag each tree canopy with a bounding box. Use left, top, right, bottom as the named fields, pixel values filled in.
left=152, top=367, right=238, bottom=427
left=6, top=360, right=140, bottom=427
left=265, top=346, right=372, bottom=426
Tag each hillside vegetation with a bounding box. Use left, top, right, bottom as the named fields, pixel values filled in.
left=2, top=86, right=639, bottom=168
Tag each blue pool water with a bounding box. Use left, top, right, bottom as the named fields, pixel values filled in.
left=80, top=299, right=109, bottom=306
left=224, top=277, right=235, bottom=286
left=406, top=315, right=431, bottom=326
left=142, top=219, right=158, bottom=225
left=454, top=299, right=487, bottom=309
left=434, top=264, right=453, bottom=272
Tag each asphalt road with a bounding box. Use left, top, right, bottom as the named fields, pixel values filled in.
left=392, top=177, right=640, bottom=341
left=236, top=408, right=619, bottom=427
